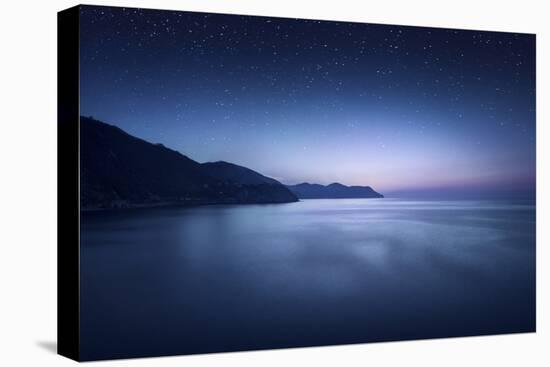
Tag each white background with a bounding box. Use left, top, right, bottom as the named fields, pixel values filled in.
left=0, top=0, right=548, bottom=365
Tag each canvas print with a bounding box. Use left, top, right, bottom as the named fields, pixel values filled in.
left=65, top=4, right=536, bottom=361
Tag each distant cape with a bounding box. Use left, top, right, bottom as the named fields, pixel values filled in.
left=286, top=182, right=383, bottom=199
left=80, top=117, right=298, bottom=210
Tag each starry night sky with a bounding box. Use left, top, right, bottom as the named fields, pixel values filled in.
left=79, top=5, right=535, bottom=197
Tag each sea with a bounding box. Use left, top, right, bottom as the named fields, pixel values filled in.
left=80, top=198, right=536, bottom=360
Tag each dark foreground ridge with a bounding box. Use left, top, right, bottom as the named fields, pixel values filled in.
left=80, top=117, right=298, bottom=210
left=286, top=182, right=383, bottom=199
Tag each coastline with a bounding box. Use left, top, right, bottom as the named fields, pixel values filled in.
left=80, top=197, right=301, bottom=212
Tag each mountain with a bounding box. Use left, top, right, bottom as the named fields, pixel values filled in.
left=80, top=117, right=297, bottom=209
left=286, top=182, right=383, bottom=199
left=200, top=161, right=299, bottom=203
left=201, top=161, right=279, bottom=185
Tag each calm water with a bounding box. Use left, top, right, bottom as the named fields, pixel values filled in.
left=80, top=199, right=535, bottom=360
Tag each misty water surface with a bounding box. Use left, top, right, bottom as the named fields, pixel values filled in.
left=80, top=199, right=535, bottom=360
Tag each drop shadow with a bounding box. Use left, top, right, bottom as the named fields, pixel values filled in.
left=36, top=340, right=57, bottom=354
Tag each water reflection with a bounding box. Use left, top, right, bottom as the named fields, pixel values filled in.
left=80, top=199, right=535, bottom=360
